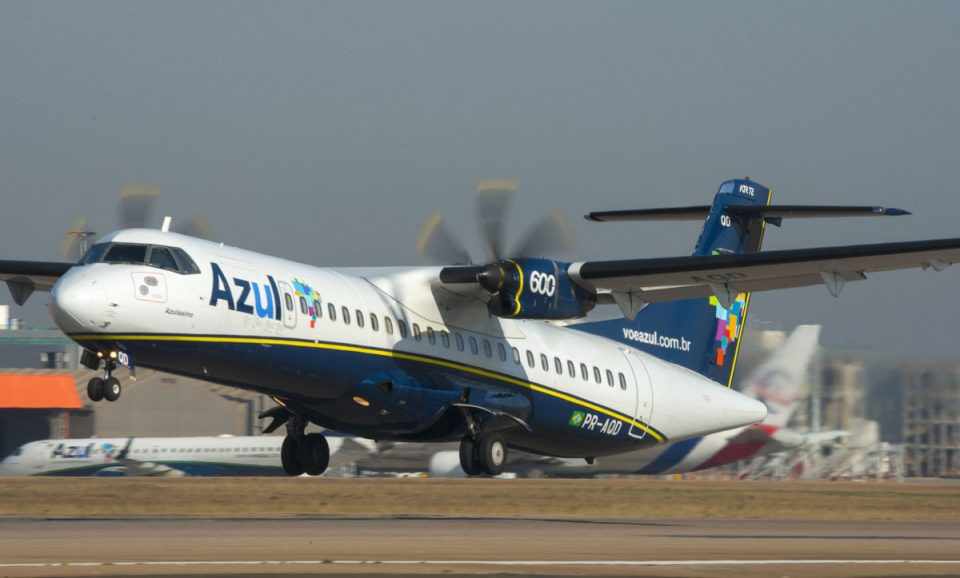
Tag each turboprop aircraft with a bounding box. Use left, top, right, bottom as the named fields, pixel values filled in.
left=1, top=178, right=958, bottom=477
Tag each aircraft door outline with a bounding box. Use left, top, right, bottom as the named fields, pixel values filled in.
left=622, top=350, right=654, bottom=440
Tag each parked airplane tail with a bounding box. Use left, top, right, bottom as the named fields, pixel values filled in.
left=740, top=324, right=821, bottom=428
left=574, top=178, right=773, bottom=385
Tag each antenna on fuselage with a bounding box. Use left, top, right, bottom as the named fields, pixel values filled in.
left=161, top=216, right=173, bottom=232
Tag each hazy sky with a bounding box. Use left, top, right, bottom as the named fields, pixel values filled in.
left=2, top=2, right=959, bottom=356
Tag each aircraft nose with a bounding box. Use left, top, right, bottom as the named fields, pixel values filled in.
left=50, top=272, right=108, bottom=333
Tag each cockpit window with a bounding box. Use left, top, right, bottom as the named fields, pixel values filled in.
left=80, top=243, right=110, bottom=265
left=81, top=242, right=200, bottom=275
left=148, top=247, right=178, bottom=271
left=12, top=446, right=22, bottom=456
left=170, top=248, right=200, bottom=274
left=103, top=244, right=148, bottom=264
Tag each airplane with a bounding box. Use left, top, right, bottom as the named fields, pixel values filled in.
left=0, top=434, right=375, bottom=476
left=2, top=177, right=959, bottom=478
left=427, top=324, right=831, bottom=477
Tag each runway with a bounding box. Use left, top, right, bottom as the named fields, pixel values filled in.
left=1, top=517, right=958, bottom=577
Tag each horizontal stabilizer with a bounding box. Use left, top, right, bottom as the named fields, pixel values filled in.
left=585, top=205, right=909, bottom=222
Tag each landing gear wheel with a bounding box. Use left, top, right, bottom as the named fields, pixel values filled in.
left=477, top=434, right=508, bottom=476
left=297, top=433, right=330, bottom=476
left=281, top=436, right=304, bottom=476
left=103, top=377, right=122, bottom=402
left=86, top=377, right=105, bottom=402
left=458, top=437, right=485, bottom=476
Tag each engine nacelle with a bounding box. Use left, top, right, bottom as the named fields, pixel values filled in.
left=480, top=258, right=596, bottom=320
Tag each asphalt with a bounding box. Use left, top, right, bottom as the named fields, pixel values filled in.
left=0, top=517, right=958, bottom=577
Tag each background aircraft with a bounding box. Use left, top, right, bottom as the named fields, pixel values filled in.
left=0, top=434, right=376, bottom=477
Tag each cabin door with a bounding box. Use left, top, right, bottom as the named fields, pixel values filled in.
left=622, top=349, right=654, bottom=440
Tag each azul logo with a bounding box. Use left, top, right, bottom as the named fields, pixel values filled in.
left=209, top=262, right=282, bottom=321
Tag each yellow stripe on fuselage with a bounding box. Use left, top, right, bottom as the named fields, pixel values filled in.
left=72, top=333, right=666, bottom=442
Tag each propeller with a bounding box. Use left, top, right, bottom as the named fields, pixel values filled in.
left=174, top=215, right=214, bottom=240
left=60, top=184, right=215, bottom=260
left=60, top=216, right=96, bottom=261
left=417, top=179, right=576, bottom=267
left=118, top=183, right=160, bottom=229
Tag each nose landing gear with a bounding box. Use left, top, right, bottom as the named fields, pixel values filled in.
left=85, top=356, right=123, bottom=403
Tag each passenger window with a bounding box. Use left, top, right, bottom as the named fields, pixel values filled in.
left=567, top=360, right=576, bottom=378
left=342, top=306, right=351, bottom=325
left=413, top=323, right=422, bottom=341
left=540, top=354, right=549, bottom=372
left=441, top=331, right=450, bottom=348
left=526, top=350, right=535, bottom=368
left=427, top=327, right=436, bottom=345
left=469, top=336, right=479, bottom=355
left=370, top=313, right=379, bottom=332
left=554, top=357, right=563, bottom=375
left=328, top=303, right=337, bottom=321
left=299, top=297, right=308, bottom=315
left=619, top=372, right=628, bottom=390
left=398, top=320, right=408, bottom=338
left=606, top=369, right=614, bottom=387
left=384, top=317, right=394, bottom=335
left=284, top=294, right=294, bottom=311
left=512, top=347, right=521, bottom=364
left=580, top=363, right=589, bottom=381
left=104, top=244, right=147, bottom=264
left=593, top=367, right=602, bottom=384
left=356, top=310, right=365, bottom=328
left=455, top=333, right=465, bottom=351
left=483, top=339, right=492, bottom=358
left=497, top=342, right=507, bottom=362
left=313, top=299, right=322, bottom=318
left=148, top=247, right=178, bottom=271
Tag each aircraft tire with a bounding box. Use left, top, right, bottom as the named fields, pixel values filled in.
left=297, top=433, right=330, bottom=476
left=477, top=434, right=507, bottom=476
left=103, top=377, right=122, bottom=402
left=458, top=438, right=485, bottom=476
left=281, top=436, right=304, bottom=476
left=86, top=378, right=105, bottom=402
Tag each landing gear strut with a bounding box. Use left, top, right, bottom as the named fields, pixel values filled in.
left=459, top=432, right=508, bottom=476
left=280, top=414, right=330, bottom=476
left=87, top=359, right=122, bottom=403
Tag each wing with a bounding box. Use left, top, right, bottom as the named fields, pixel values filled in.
left=568, top=237, right=960, bottom=305
left=0, top=260, right=73, bottom=305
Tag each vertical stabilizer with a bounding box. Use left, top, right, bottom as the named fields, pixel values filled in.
left=574, top=178, right=773, bottom=386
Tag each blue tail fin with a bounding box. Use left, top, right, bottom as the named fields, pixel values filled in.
left=574, top=178, right=773, bottom=386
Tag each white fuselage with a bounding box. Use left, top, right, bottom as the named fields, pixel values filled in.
left=48, top=229, right=766, bottom=458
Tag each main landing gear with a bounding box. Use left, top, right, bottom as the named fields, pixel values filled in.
left=280, top=414, right=330, bottom=476
left=459, top=432, right=508, bottom=476
left=86, top=357, right=122, bottom=403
